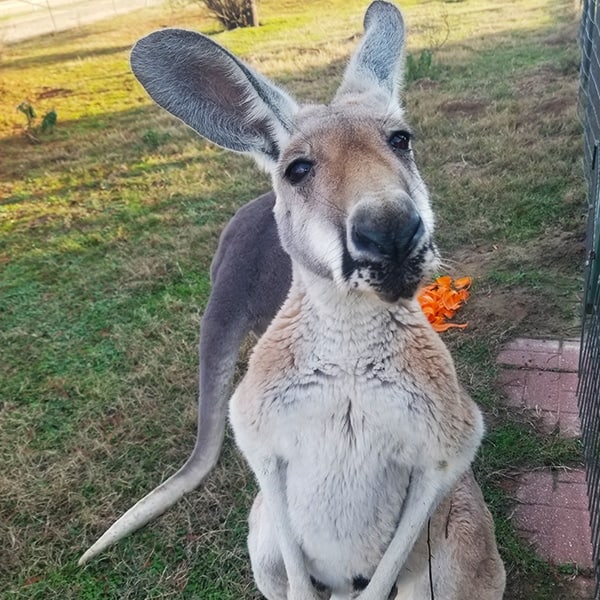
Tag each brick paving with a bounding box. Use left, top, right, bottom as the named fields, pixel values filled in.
left=497, top=338, right=581, bottom=438
left=511, top=469, right=593, bottom=568
left=496, top=338, right=593, bottom=583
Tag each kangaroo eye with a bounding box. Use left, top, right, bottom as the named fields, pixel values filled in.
left=388, top=131, right=411, bottom=152
left=285, top=159, right=313, bottom=184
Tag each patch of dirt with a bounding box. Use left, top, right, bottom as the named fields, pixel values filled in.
left=514, top=67, right=578, bottom=126
left=463, top=285, right=532, bottom=335
left=448, top=245, right=500, bottom=280
left=536, top=97, right=573, bottom=116
left=36, top=87, right=73, bottom=100
left=444, top=246, right=530, bottom=334
left=447, top=230, right=585, bottom=338
left=513, top=65, right=564, bottom=97
left=439, top=99, right=489, bottom=117
left=542, top=23, right=577, bottom=47
left=506, top=570, right=596, bottom=600
left=451, top=231, right=585, bottom=280
left=412, top=77, right=440, bottom=91
left=571, top=576, right=596, bottom=599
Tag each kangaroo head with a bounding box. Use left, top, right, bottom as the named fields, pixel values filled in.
left=131, top=1, right=439, bottom=303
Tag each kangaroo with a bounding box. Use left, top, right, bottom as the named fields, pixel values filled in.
left=80, top=3, right=505, bottom=598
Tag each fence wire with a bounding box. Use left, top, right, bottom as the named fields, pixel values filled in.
left=579, top=0, right=600, bottom=597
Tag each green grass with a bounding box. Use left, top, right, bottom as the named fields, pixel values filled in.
left=0, top=0, right=588, bottom=598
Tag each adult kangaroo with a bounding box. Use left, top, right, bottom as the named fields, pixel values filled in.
left=81, top=3, right=505, bottom=599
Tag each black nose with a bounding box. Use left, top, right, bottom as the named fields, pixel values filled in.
left=351, top=211, right=424, bottom=262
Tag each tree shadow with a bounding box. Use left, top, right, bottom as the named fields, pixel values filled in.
left=2, top=43, right=135, bottom=70
left=1, top=12, right=580, bottom=214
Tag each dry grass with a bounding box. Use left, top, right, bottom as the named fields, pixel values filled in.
left=0, top=0, right=587, bottom=598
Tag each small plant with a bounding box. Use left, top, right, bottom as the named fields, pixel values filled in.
left=17, top=101, right=36, bottom=129
left=40, top=110, right=57, bottom=134
left=142, top=128, right=172, bottom=149
left=200, top=0, right=258, bottom=29
left=16, top=101, right=57, bottom=141
left=406, top=49, right=435, bottom=82
left=405, top=6, right=450, bottom=84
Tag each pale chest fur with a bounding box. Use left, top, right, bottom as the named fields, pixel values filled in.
left=230, top=285, right=482, bottom=588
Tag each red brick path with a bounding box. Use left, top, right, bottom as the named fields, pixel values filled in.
left=497, top=339, right=580, bottom=437
left=496, top=338, right=594, bottom=583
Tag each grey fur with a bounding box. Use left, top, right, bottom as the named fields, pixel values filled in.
left=130, top=30, right=298, bottom=162
left=335, top=1, right=405, bottom=100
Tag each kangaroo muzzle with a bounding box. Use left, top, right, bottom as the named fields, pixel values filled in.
left=351, top=210, right=424, bottom=264
left=349, top=197, right=425, bottom=266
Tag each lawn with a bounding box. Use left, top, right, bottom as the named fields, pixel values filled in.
left=0, top=0, right=587, bottom=598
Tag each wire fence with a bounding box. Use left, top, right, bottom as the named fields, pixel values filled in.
left=578, top=0, right=600, bottom=597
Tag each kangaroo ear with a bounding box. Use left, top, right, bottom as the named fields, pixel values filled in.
left=130, top=29, right=298, bottom=170
left=334, top=1, right=405, bottom=103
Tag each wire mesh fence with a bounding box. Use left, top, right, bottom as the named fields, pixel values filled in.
left=579, top=1, right=600, bottom=597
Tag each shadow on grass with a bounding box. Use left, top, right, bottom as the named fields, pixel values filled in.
left=0, top=15, right=578, bottom=166
left=2, top=43, right=135, bottom=70
left=0, top=105, right=207, bottom=199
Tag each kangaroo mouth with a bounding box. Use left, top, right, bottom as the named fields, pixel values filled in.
left=341, top=235, right=437, bottom=303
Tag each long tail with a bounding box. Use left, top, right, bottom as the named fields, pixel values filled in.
left=79, top=299, right=247, bottom=565
left=79, top=191, right=289, bottom=564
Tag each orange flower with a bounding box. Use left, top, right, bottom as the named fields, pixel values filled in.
left=418, top=276, right=472, bottom=332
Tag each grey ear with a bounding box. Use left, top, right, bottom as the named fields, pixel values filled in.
left=130, top=29, right=298, bottom=168
left=334, top=1, right=405, bottom=101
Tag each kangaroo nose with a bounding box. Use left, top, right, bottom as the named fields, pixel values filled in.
left=351, top=211, right=424, bottom=262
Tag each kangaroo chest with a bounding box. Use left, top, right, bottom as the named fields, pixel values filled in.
left=230, top=300, right=455, bottom=588
left=279, top=372, right=422, bottom=581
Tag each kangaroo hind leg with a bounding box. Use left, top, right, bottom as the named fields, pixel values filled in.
left=248, top=493, right=290, bottom=600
